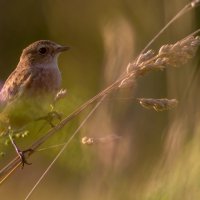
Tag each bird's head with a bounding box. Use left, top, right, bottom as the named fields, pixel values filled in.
left=19, top=40, right=70, bottom=67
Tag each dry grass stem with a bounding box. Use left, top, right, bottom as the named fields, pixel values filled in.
left=120, top=35, right=200, bottom=88
left=139, top=0, right=200, bottom=56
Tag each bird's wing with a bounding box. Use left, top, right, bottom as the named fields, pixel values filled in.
left=0, top=68, right=32, bottom=111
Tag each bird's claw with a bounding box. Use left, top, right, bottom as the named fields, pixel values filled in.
left=17, top=149, right=33, bottom=169
left=48, top=111, right=62, bottom=121
left=45, top=111, right=62, bottom=127
left=35, top=111, right=62, bottom=127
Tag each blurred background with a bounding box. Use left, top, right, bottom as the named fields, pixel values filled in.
left=0, top=0, right=200, bottom=199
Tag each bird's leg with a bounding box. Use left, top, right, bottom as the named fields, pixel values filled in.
left=48, top=111, right=62, bottom=125
left=37, top=88, right=67, bottom=127
left=35, top=111, right=62, bottom=127
left=8, top=128, right=32, bottom=168
left=35, top=89, right=66, bottom=127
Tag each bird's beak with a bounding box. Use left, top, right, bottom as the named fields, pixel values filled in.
left=56, top=46, right=70, bottom=53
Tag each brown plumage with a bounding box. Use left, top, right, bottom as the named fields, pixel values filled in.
left=0, top=40, right=69, bottom=131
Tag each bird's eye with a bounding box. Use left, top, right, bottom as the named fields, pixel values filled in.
left=39, top=47, right=47, bottom=54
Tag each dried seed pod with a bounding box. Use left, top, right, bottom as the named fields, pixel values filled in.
left=126, top=63, right=137, bottom=73
left=191, top=36, right=200, bottom=46
left=54, top=88, right=67, bottom=102
left=137, top=49, right=155, bottom=63
left=157, top=36, right=200, bottom=68
left=159, top=44, right=171, bottom=54
left=82, top=136, right=94, bottom=145
left=137, top=98, right=178, bottom=111
left=81, top=135, right=121, bottom=145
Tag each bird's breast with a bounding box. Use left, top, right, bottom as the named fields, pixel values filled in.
left=27, top=67, right=61, bottom=97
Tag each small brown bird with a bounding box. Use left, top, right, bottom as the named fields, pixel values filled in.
left=0, top=40, right=69, bottom=165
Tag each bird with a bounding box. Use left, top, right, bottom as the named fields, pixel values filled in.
left=0, top=40, right=69, bottom=166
